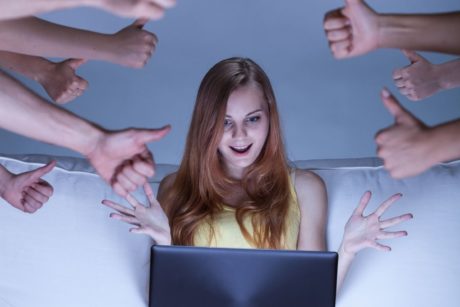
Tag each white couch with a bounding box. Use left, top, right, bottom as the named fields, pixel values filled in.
left=1, top=154, right=459, bottom=307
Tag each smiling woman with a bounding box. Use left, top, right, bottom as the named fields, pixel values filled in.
left=219, top=83, right=270, bottom=178
left=102, top=57, right=413, bottom=294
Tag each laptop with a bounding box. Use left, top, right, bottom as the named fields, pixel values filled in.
left=149, top=245, right=337, bottom=307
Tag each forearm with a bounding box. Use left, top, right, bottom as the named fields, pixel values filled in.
left=0, top=17, right=115, bottom=61
left=437, top=58, right=460, bottom=90
left=429, top=119, right=460, bottom=164
left=0, top=51, right=53, bottom=82
left=0, top=70, right=103, bottom=155
left=0, top=165, right=13, bottom=198
left=336, top=243, right=355, bottom=294
left=0, top=0, right=92, bottom=20
left=378, top=12, right=460, bottom=55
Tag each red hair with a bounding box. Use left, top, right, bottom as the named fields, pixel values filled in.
left=161, top=58, right=291, bottom=249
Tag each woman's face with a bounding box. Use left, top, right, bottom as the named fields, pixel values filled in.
left=217, top=84, right=269, bottom=179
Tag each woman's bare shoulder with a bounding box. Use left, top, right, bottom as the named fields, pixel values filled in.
left=293, top=169, right=325, bottom=193
left=292, top=168, right=327, bottom=212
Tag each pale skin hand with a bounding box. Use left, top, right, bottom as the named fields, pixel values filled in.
left=323, top=0, right=379, bottom=59
left=393, top=50, right=460, bottom=101
left=0, top=71, right=171, bottom=197
left=0, top=0, right=176, bottom=21
left=102, top=183, right=172, bottom=244
left=375, top=89, right=432, bottom=178
left=91, top=0, right=177, bottom=20
left=0, top=51, right=88, bottom=104
left=38, top=58, right=88, bottom=104
left=0, top=17, right=158, bottom=69
left=109, top=18, right=158, bottom=68
left=337, top=191, right=412, bottom=291
left=375, top=89, right=460, bottom=178
left=324, top=1, right=460, bottom=58
left=0, top=161, right=56, bottom=213
left=86, top=126, right=171, bottom=197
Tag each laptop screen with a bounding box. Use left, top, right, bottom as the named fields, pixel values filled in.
left=149, top=245, right=337, bottom=307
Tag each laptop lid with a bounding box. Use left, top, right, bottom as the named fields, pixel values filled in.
left=149, top=245, right=337, bottom=307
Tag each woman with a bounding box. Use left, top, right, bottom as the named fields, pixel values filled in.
left=102, top=57, right=412, bottom=291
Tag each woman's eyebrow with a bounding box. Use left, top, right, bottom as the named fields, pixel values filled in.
left=246, top=109, right=263, bottom=116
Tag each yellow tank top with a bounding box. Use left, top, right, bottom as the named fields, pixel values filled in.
left=193, top=170, right=300, bottom=250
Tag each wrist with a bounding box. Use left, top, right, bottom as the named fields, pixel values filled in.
left=437, top=60, right=460, bottom=90
left=33, top=59, right=55, bottom=85
left=80, top=125, right=107, bottom=158
left=429, top=122, right=460, bottom=164
left=377, top=14, right=417, bottom=50
left=338, top=241, right=356, bottom=259
left=0, top=166, right=14, bottom=199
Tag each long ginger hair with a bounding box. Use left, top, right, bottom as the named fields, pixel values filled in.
left=162, top=57, right=291, bottom=249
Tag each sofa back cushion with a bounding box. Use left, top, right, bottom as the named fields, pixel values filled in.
left=1, top=155, right=459, bottom=307
left=293, top=158, right=460, bottom=307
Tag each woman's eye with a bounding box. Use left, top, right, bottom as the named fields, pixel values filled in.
left=247, top=116, right=260, bottom=123
left=224, top=119, right=232, bottom=128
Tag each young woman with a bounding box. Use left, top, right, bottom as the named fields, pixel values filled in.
left=102, top=57, right=413, bottom=291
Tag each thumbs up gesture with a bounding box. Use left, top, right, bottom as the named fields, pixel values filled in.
left=86, top=125, right=171, bottom=197
left=38, top=58, right=88, bottom=104
left=375, top=89, right=435, bottom=179
left=393, top=50, right=451, bottom=101
left=0, top=162, right=56, bottom=213
left=110, top=18, right=158, bottom=68
left=323, top=0, right=380, bottom=59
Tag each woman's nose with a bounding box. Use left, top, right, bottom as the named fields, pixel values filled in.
left=232, top=124, right=247, bottom=138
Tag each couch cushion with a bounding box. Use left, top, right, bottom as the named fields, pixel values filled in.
left=0, top=155, right=158, bottom=307
left=1, top=155, right=459, bottom=307
left=294, top=158, right=460, bottom=307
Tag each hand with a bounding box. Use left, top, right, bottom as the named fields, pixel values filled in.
left=323, top=0, right=379, bottom=59
left=393, top=50, right=443, bottom=101
left=38, top=58, right=88, bottom=104
left=94, top=0, right=176, bottom=20
left=86, top=125, right=171, bottom=197
left=342, top=191, right=412, bottom=255
left=109, top=19, right=158, bottom=68
left=102, top=183, right=171, bottom=244
left=0, top=161, right=55, bottom=213
left=375, top=88, right=435, bottom=178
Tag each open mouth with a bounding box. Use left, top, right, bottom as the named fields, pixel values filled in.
left=230, top=144, right=252, bottom=154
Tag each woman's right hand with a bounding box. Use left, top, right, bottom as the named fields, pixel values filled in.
left=102, top=183, right=171, bottom=245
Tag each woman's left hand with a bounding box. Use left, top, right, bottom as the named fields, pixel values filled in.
left=342, top=191, right=413, bottom=255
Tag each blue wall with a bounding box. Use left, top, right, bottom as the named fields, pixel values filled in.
left=1, top=0, right=459, bottom=164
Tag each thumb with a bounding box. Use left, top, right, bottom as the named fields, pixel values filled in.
left=135, top=125, right=171, bottom=144
left=66, top=58, right=87, bottom=70
left=381, top=88, right=416, bottom=125
left=133, top=18, right=149, bottom=29
left=402, top=49, right=425, bottom=64
left=28, top=160, right=56, bottom=181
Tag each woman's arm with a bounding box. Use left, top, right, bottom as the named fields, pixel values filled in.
left=294, top=169, right=413, bottom=293
left=295, top=169, right=328, bottom=251
left=0, top=17, right=157, bottom=68
left=336, top=191, right=412, bottom=292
